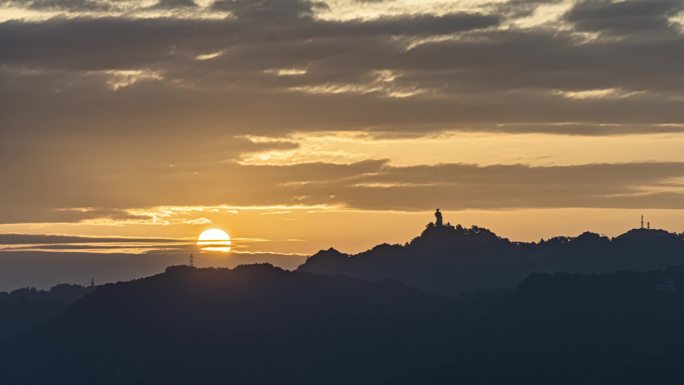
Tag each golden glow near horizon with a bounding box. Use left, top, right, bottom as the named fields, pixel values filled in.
left=2, top=207, right=683, bottom=258
left=197, top=228, right=232, bottom=253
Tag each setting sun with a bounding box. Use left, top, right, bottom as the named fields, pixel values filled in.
left=197, top=228, right=231, bottom=253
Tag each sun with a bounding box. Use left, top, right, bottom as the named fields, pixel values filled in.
left=197, top=228, right=231, bottom=252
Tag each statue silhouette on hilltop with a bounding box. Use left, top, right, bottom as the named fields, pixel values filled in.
left=435, top=208, right=443, bottom=226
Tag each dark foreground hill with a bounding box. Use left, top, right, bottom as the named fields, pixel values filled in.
left=0, top=265, right=462, bottom=385
left=5, top=264, right=684, bottom=384
left=298, top=221, right=684, bottom=294
left=401, top=265, right=684, bottom=385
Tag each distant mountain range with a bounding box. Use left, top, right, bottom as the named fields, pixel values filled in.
left=4, top=263, right=684, bottom=384
left=298, top=222, right=684, bottom=294
left=0, top=284, right=94, bottom=343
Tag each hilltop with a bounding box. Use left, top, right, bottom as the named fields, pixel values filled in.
left=298, top=213, right=684, bottom=294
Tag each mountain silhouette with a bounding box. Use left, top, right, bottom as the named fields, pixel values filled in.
left=298, top=218, right=684, bottom=294
left=5, top=263, right=684, bottom=384
left=3, top=212, right=684, bottom=384
left=0, top=264, right=463, bottom=385
left=397, top=265, right=684, bottom=384
left=0, top=284, right=93, bottom=343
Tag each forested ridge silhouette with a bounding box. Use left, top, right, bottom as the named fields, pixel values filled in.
left=0, top=284, right=94, bottom=343
left=4, top=263, right=684, bottom=384
left=299, top=218, right=684, bottom=294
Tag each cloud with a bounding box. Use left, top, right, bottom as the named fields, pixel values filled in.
left=1, top=12, right=683, bottom=139
left=1, top=0, right=684, bottom=225
left=1, top=159, right=684, bottom=223
left=0, top=12, right=500, bottom=71
left=152, top=0, right=198, bottom=9
left=3, top=0, right=111, bottom=11
left=210, top=0, right=325, bottom=20
left=495, top=0, right=566, bottom=19
left=330, top=162, right=684, bottom=210
left=0, top=234, right=184, bottom=245
left=565, top=0, right=684, bottom=34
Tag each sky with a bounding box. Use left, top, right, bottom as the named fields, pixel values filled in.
left=1, top=0, right=684, bottom=290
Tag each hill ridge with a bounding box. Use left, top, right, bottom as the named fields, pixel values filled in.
left=298, top=219, right=684, bottom=294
